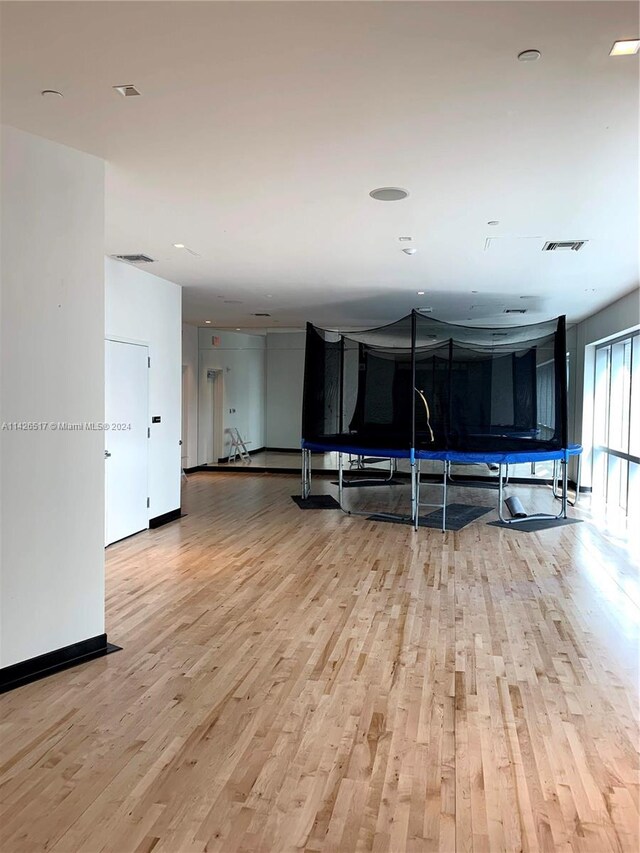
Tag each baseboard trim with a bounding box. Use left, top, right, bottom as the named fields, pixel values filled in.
left=264, top=447, right=302, bottom=454
left=149, top=508, right=183, bottom=528
left=0, top=634, right=121, bottom=694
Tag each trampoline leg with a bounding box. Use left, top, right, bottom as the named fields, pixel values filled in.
left=552, top=459, right=559, bottom=499
left=338, top=452, right=344, bottom=510
left=301, top=449, right=308, bottom=499
left=561, top=460, right=568, bottom=519
left=574, top=455, right=581, bottom=507
left=553, top=457, right=578, bottom=508
left=411, top=459, right=416, bottom=529
left=498, top=464, right=507, bottom=523
left=442, top=462, right=448, bottom=532
left=413, top=460, right=420, bottom=531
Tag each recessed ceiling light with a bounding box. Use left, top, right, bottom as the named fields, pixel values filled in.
left=610, top=39, right=640, bottom=56
left=517, top=49, right=541, bottom=62
left=417, top=290, right=425, bottom=295
left=205, top=320, right=211, bottom=324
left=398, top=236, right=413, bottom=242
left=173, top=243, right=185, bottom=249
left=41, top=89, right=63, bottom=98
left=487, top=221, right=499, bottom=226
left=370, top=187, right=409, bottom=201
left=402, top=247, right=417, bottom=255
left=235, top=328, right=241, bottom=331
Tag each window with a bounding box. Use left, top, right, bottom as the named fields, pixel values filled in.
left=592, top=331, right=639, bottom=516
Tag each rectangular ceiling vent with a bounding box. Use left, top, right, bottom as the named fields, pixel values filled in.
left=113, top=84, right=141, bottom=97
left=543, top=240, right=587, bottom=252
left=113, top=253, right=155, bottom=264
left=504, top=308, right=527, bottom=314
left=253, top=313, right=271, bottom=317
left=417, top=306, right=433, bottom=313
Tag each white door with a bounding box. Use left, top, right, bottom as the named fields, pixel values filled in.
left=181, top=365, right=189, bottom=470
left=105, top=340, right=149, bottom=545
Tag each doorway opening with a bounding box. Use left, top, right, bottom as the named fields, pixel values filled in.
left=198, top=367, right=224, bottom=464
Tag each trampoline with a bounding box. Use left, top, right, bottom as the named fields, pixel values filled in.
left=301, top=311, right=582, bottom=531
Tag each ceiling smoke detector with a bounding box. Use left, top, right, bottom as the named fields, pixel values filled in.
left=504, top=308, right=527, bottom=314
left=369, top=187, right=409, bottom=201
left=113, top=84, right=141, bottom=97
left=543, top=240, right=587, bottom=252
left=113, top=253, right=155, bottom=264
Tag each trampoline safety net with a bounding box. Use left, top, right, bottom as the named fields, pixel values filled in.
left=301, top=311, right=568, bottom=453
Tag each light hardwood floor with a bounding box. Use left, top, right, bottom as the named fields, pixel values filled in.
left=1, top=473, right=638, bottom=853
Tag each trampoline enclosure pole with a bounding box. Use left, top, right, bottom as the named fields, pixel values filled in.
left=411, top=310, right=417, bottom=452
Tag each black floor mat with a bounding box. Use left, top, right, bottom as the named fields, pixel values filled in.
left=291, top=495, right=341, bottom=510
left=487, top=516, right=582, bottom=532
left=368, top=503, right=492, bottom=531
left=330, top=479, right=405, bottom=488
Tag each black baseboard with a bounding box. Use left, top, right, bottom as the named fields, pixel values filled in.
left=149, top=507, right=183, bottom=528
left=0, top=633, right=121, bottom=694
left=216, top=445, right=265, bottom=463
left=183, top=466, right=200, bottom=474
left=264, top=447, right=302, bottom=453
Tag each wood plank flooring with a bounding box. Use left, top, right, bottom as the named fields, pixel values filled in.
left=1, top=473, right=638, bottom=852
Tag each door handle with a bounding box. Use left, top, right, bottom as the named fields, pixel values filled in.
left=105, top=450, right=112, bottom=458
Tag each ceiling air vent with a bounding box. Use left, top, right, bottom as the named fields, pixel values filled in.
left=543, top=240, right=587, bottom=252
left=417, top=307, right=433, bottom=313
left=253, top=313, right=271, bottom=317
left=113, top=84, right=141, bottom=97
left=113, top=254, right=155, bottom=264
left=504, top=308, right=527, bottom=314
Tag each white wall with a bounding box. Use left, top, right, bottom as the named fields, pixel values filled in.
left=573, top=288, right=639, bottom=488
left=105, top=257, right=182, bottom=517
left=198, top=329, right=265, bottom=462
left=266, top=332, right=305, bottom=449
left=182, top=323, right=199, bottom=469
left=1, top=126, right=105, bottom=667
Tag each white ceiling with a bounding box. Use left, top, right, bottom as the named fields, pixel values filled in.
left=2, top=1, right=638, bottom=329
